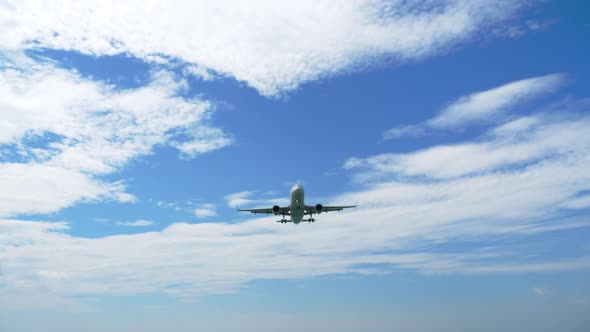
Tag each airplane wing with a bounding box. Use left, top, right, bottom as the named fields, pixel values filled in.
left=305, top=205, right=356, bottom=214
left=237, top=207, right=291, bottom=215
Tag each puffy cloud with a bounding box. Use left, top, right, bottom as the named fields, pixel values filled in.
left=0, top=54, right=232, bottom=217
left=0, top=163, right=131, bottom=217
left=0, top=0, right=536, bottom=96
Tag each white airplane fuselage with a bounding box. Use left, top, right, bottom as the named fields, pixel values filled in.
left=290, top=184, right=305, bottom=224
left=238, top=184, right=355, bottom=223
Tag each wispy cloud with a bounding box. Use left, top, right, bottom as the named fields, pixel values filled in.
left=0, top=1, right=537, bottom=96
left=383, top=125, right=426, bottom=140
left=356, top=114, right=590, bottom=180
left=533, top=287, right=549, bottom=296
left=116, top=220, right=154, bottom=227
left=383, top=74, right=565, bottom=139
left=427, top=74, right=565, bottom=129
left=225, top=191, right=289, bottom=209
left=194, top=204, right=217, bottom=218
left=493, top=19, right=558, bottom=39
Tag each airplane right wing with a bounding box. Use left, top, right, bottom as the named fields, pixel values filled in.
left=305, top=205, right=356, bottom=214
left=320, top=205, right=356, bottom=212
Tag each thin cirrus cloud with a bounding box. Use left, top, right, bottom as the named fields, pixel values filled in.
left=0, top=0, right=536, bottom=96
left=0, top=53, right=232, bottom=217
left=383, top=73, right=566, bottom=139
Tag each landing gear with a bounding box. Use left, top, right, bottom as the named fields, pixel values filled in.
left=277, top=213, right=288, bottom=223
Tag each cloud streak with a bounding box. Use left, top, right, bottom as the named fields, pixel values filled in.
left=117, top=220, right=154, bottom=227
left=353, top=114, right=590, bottom=180
left=384, top=74, right=565, bottom=139
left=428, top=74, right=565, bottom=128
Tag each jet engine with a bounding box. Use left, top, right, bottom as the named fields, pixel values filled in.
left=315, top=204, right=323, bottom=214
left=272, top=205, right=280, bottom=215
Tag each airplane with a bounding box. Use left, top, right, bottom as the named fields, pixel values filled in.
left=238, top=184, right=356, bottom=224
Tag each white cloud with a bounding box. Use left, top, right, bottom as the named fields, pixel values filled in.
left=427, top=74, right=565, bottom=128
left=172, top=127, right=234, bottom=159
left=533, top=287, right=548, bottom=296
left=492, top=19, right=557, bottom=39
left=351, top=115, right=590, bottom=180
left=194, top=204, right=217, bottom=218
left=0, top=163, right=130, bottom=217
left=0, top=53, right=232, bottom=217
left=560, top=195, right=590, bottom=210
left=1, top=214, right=589, bottom=306
left=382, top=125, right=425, bottom=140
left=491, top=115, right=540, bottom=136
left=0, top=0, right=535, bottom=96
left=383, top=74, right=565, bottom=139
left=225, top=191, right=289, bottom=209
left=117, top=220, right=154, bottom=227
left=3, top=101, right=590, bottom=304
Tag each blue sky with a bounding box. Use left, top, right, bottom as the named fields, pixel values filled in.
left=0, top=1, right=589, bottom=331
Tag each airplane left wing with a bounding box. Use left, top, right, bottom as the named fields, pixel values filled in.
left=237, top=207, right=290, bottom=215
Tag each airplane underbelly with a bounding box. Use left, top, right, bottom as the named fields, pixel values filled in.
left=290, top=186, right=305, bottom=224
left=291, top=205, right=304, bottom=224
